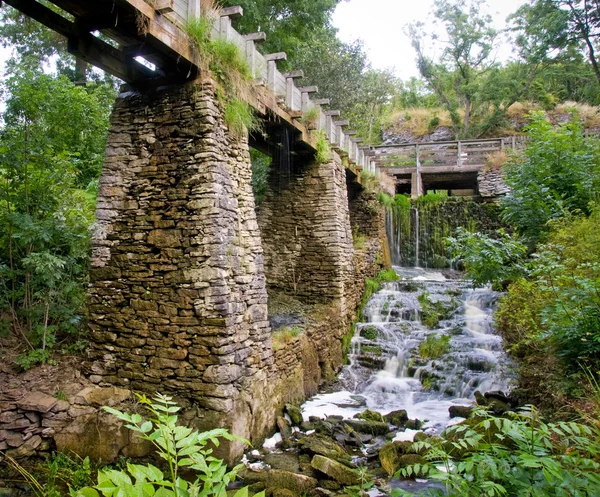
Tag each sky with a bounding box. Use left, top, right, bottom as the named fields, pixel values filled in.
left=332, top=0, right=528, bottom=80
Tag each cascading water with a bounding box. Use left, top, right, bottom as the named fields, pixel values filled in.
left=302, top=267, right=513, bottom=437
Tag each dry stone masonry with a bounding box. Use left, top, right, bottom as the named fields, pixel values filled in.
left=86, top=79, right=275, bottom=459
left=81, top=78, right=389, bottom=461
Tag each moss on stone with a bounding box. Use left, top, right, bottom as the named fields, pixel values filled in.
left=354, top=409, right=385, bottom=423
left=311, top=455, right=360, bottom=486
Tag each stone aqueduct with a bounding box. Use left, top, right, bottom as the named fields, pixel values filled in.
left=4, top=0, right=394, bottom=458
left=4, top=0, right=509, bottom=460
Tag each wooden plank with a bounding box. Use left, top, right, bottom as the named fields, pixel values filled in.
left=298, top=85, right=318, bottom=93
left=324, top=110, right=341, bottom=116
left=265, top=52, right=287, bottom=61
left=312, top=98, right=330, bottom=105
left=155, top=0, right=174, bottom=14
left=283, top=70, right=304, bottom=78
left=333, top=120, right=350, bottom=127
left=220, top=5, right=243, bottom=17
left=244, top=32, right=267, bottom=42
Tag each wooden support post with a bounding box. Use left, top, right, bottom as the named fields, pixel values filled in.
left=265, top=52, right=286, bottom=91
left=298, top=85, right=318, bottom=112
left=244, top=32, right=266, bottom=79
left=312, top=98, right=330, bottom=106
left=220, top=6, right=244, bottom=17
left=457, top=141, right=462, bottom=167
left=512, top=136, right=516, bottom=151
left=219, top=15, right=232, bottom=40
left=283, top=70, right=303, bottom=111
left=188, top=0, right=200, bottom=19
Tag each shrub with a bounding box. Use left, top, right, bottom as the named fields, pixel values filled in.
left=74, top=393, right=261, bottom=497
left=394, top=407, right=600, bottom=497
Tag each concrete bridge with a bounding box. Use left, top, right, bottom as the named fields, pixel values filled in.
left=5, top=0, right=393, bottom=459
left=365, top=137, right=528, bottom=198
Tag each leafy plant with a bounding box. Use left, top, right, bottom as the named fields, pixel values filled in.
left=344, top=466, right=374, bottom=497
left=446, top=227, right=528, bottom=289
left=74, top=393, right=260, bottom=497
left=418, top=333, right=450, bottom=360
left=395, top=407, right=600, bottom=497
left=314, top=130, right=332, bottom=164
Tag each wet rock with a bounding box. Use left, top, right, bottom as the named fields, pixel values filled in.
left=298, top=433, right=350, bottom=462
left=342, top=420, right=389, bottom=436
left=449, top=405, right=473, bottom=419
left=248, top=482, right=266, bottom=494
left=384, top=410, right=408, bottom=427
left=266, top=469, right=318, bottom=494
left=317, top=480, right=341, bottom=491
left=311, top=488, right=335, bottom=497
left=354, top=409, right=384, bottom=423
left=404, top=419, right=422, bottom=430
left=277, top=417, right=292, bottom=440
left=310, top=455, right=359, bottom=486
left=285, top=404, right=303, bottom=426
left=241, top=468, right=268, bottom=484
left=15, top=392, right=57, bottom=413
left=272, top=489, right=299, bottom=497
left=264, top=453, right=301, bottom=473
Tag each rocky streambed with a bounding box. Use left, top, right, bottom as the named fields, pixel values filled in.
left=242, top=267, right=514, bottom=496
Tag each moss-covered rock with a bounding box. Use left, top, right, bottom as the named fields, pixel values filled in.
left=378, top=441, right=411, bottom=476
left=404, top=419, right=423, bottom=430
left=449, top=405, right=473, bottom=419
left=342, top=419, right=389, bottom=436
left=298, top=433, right=350, bottom=462
left=359, top=326, right=378, bottom=340
left=311, top=455, right=360, bottom=486
left=285, top=404, right=304, bottom=426
left=266, top=469, right=318, bottom=494
left=384, top=409, right=408, bottom=427
left=354, top=409, right=384, bottom=423
left=272, top=489, right=298, bottom=497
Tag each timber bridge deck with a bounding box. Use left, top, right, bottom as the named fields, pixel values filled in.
left=365, top=136, right=528, bottom=196
left=5, top=0, right=393, bottom=190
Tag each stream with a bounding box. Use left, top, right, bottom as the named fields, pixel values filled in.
left=294, top=266, right=513, bottom=492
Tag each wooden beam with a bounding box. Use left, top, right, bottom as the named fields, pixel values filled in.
left=283, top=70, right=304, bottom=79
left=345, top=130, right=358, bottom=135
left=324, top=110, right=341, bottom=116
left=244, top=32, right=267, bottom=42
left=154, top=0, right=174, bottom=14
left=298, top=85, right=318, bottom=93
left=265, top=52, right=287, bottom=61
left=220, top=5, right=243, bottom=17
left=312, top=98, right=330, bottom=105
left=334, top=120, right=350, bottom=127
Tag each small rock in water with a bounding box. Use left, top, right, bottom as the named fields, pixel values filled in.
left=449, top=405, right=473, bottom=419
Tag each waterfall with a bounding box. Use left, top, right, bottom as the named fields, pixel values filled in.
left=302, top=267, right=513, bottom=434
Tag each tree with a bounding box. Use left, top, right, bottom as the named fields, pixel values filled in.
left=0, top=67, right=114, bottom=367
left=511, top=0, right=600, bottom=88
left=500, top=112, right=600, bottom=246
left=408, top=0, right=499, bottom=138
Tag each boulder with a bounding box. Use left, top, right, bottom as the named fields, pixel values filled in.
left=310, top=455, right=359, bottom=486
left=266, top=469, right=318, bottom=494
left=73, top=387, right=131, bottom=407
left=285, top=404, right=304, bottom=426
left=16, top=392, right=57, bottom=413
left=384, top=410, right=408, bottom=427
left=342, top=420, right=389, bottom=436
left=449, top=405, right=473, bottom=419
left=397, top=454, right=428, bottom=478
left=54, top=412, right=128, bottom=463
left=378, top=441, right=412, bottom=476
left=354, top=409, right=384, bottom=423
left=298, top=433, right=350, bottom=462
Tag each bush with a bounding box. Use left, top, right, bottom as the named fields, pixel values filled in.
left=394, top=407, right=600, bottom=497
left=74, top=393, right=262, bottom=497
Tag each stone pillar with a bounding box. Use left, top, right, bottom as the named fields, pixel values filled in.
left=257, top=155, right=354, bottom=308
left=86, top=79, right=274, bottom=459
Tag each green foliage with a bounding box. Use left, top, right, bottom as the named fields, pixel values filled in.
left=418, top=333, right=450, bottom=360
left=395, top=407, right=600, bottom=497
left=500, top=113, right=600, bottom=246
left=185, top=16, right=258, bottom=139
left=344, top=467, right=374, bottom=497
left=377, top=269, right=400, bottom=283
left=250, top=148, right=271, bottom=205
left=272, top=326, right=302, bottom=350
left=417, top=292, right=455, bottom=329
left=0, top=68, right=112, bottom=366
left=446, top=227, right=528, bottom=289
left=74, top=393, right=261, bottom=497
left=224, top=99, right=259, bottom=138
left=314, top=130, right=332, bottom=164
